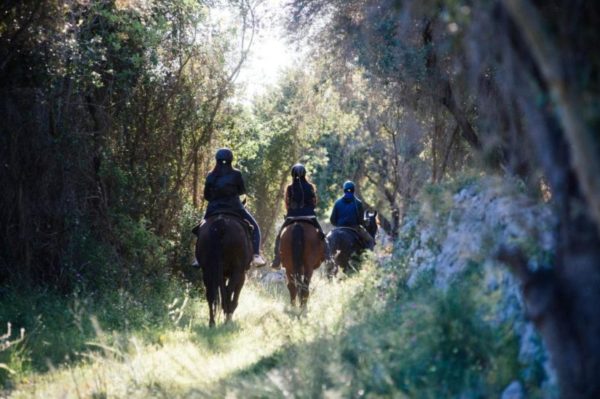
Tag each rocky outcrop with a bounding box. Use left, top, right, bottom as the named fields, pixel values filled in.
left=394, top=176, right=558, bottom=395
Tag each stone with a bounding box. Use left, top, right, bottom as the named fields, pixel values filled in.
left=501, top=381, right=524, bottom=399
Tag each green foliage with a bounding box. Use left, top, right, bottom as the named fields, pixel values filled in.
left=3, top=253, right=543, bottom=397
left=416, top=170, right=483, bottom=227
left=355, top=273, right=521, bottom=398
left=0, top=272, right=192, bottom=388
left=203, top=259, right=528, bottom=399
left=224, top=70, right=360, bottom=248
left=0, top=0, right=563, bottom=396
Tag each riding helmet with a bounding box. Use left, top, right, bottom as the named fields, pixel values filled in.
left=291, top=163, right=306, bottom=179
left=343, top=180, right=355, bottom=193
left=215, top=148, right=233, bottom=163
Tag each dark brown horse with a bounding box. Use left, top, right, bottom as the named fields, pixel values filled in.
left=279, top=218, right=325, bottom=307
left=194, top=214, right=252, bottom=327
left=326, top=210, right=378, bottom=277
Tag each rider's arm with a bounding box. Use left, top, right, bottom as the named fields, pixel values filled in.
left=285, top=185, right=292, bottom=210
left=237, top=171, right=247, bottom=196
left=203, top=175, right=214, bottom=201
left=329, top=202, right=338, bottom=226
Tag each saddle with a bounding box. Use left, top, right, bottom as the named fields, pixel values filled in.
left=336, top=226, right=370, bottom=248
left=283, top=216, right=325, bottom=240
left=337, top=226, right=360, bottom=237
left=191, top=211, right=253, bottom=237
left=285, top=216, right=317, bottom=223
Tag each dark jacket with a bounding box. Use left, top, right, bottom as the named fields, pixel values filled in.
left=330, top=194, right=364, bottom=227
left=285, top=179, right=317, bottom=217
left=203, top=166, right=246, bottom=218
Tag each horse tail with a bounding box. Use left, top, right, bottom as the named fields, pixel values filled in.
left=292, top=223, right=304, bottom=278
left=207, top=218, right=226, bottom=315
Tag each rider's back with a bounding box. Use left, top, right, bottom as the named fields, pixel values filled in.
left=286, top=180, right=317, bottom=217
left=330, top=196, right=363, bottom=227
left=204, top=166, right=245, bottom=217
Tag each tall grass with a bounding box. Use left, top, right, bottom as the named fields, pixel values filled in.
left=0, top=277, right=195, bottom=388
left=210, top=261, right=526, bottom=398
left=4, top=253, right=539, bottom=398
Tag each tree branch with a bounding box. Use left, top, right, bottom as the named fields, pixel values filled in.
left=503, top=0, right=600, bottom=233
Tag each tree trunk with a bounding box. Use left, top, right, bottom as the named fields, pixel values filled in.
left=439, top=80, right=481, bottom=151
left=503, top=0, right=600, bottom=236
left=192, top=152, right=199, bottom=208
left=498, top=184, right=600, bottom=398
left=497, top=3, right=600, bottom=393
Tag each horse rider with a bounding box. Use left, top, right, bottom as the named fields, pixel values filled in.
left=271, top=163, right=329, bottom=269
left=330, top=180, right=375, bottom=250
left=197, top=148, right=266, bottom=268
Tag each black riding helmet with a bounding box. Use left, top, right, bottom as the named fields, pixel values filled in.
left=291, top=163, right=306, bottom=179
left=343, top=180, right=355, bottom=193
left=215, top=148, right=233, bottom=164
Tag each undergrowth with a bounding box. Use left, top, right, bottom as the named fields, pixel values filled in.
left=0, top=275, right=198, bottom=389
left=211, top=260, right=526, bottom=399
left=0, top=204, right=203, bottom=390
left=3, top=250, right=540, bottom=398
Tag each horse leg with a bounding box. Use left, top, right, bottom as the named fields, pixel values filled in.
left=227, top=269, right=246, bottom=322
left=339, top=253, right=350, bottom=274
left=209, top=301, right=216, bottom=328
left=300, top=269, right=313, bottom=308
left=326, top=260, right=338, bottom=280
left=286, top=269, right=297, bottom=306
left=205, top=276, right=217, bottom=328
left=222, top=277, right=231, bottom=323
left=348, top=250, right=363, bottom=273
left=222, top=274, right=237, bottom=323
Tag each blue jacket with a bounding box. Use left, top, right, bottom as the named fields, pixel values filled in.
left=330, top=194, right=364, bottom=227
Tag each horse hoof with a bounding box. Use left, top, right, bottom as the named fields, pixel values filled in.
left=225, top=314, right=232, bottom=323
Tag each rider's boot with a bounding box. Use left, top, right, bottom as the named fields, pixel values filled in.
left=271, top=255, right=281, bottom=270
left=271, top=233, right=282, bottom=270
left=252, top=253, right=267, bottom=267
left=192, top=259, right=202, bottom=269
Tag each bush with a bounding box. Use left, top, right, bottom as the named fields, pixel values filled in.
left=0, top=277, right=193, bottom=386
left=212, top=258, right=524, bottom=398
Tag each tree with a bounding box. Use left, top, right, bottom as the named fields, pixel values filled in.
left=286, top=0, right=600, bottom=396
left=0, top=0, right=255, bottom=290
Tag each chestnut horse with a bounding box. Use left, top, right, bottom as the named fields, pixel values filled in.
left=194, top=213, right=253, bottom=327
left=280, top=218, right=325, bottom=307
left=326, top=210, right=378, bottom=277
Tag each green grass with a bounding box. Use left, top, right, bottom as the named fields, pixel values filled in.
left=2, top=255, right=535, bottom=398
left=3, top=267, right=376, bottom=398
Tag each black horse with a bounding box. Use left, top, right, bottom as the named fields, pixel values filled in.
left=194, top=213, right=253, bottom=327
left=326, top=210, right=378, bottom=277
